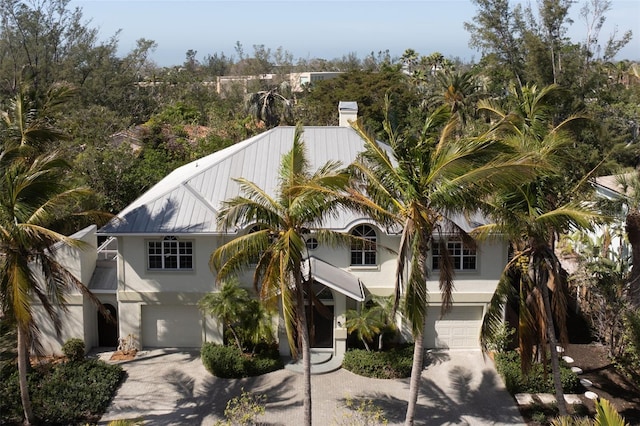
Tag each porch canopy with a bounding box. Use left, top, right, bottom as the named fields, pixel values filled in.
left=302, top=256, right=365, bottom=302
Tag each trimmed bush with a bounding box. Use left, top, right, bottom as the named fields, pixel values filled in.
left=0, top=358, right=124, bottom=425
left=494, top=351, right=580, bottom=395
left=61, top=337, right=85, bottom=362
left=201, top=342, right=283, bottom=378
left=342, top=345, right=413, bottom=379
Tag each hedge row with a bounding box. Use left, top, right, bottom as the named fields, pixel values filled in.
left=201, top=343, right=283, bottom=378
left=342, top=345, right=413, bottom=379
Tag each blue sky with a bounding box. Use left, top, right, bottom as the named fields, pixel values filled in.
left=69, top=0, right=640, bottom=67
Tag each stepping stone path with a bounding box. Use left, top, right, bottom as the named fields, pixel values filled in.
left=514, top=346, right=599, bottom=406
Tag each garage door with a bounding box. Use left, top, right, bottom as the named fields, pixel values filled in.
left=141, top=305, right=203, bottom=348
left=424, top=306, right=483, bottom=349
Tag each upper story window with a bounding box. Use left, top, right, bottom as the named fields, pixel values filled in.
left=350, top=224, right=377, bottom=266
left=148, top=236, right=193, bottom=270
left=432, top=239, right=476, bottom=271
left=305, top=237, right=319, bottom=251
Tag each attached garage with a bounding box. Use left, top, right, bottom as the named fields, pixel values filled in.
left=141, top=305, right=204, bottom=348
left=424, top=305, right=483, bottom=349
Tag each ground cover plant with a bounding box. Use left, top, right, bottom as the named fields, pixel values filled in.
left=0, top=357, right=124, bottom=425
left=341, top=344, right=413, bottom=379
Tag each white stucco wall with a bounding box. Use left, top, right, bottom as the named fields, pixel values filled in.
left=32, top=225, right=100, bottom=355
left=116, top=234, right=222, bottom=348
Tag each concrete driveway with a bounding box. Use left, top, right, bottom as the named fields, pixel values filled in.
left=97, top=349, right=525, bottom=426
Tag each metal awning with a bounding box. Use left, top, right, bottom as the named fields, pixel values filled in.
left=302, top=256, right=365, bottom=302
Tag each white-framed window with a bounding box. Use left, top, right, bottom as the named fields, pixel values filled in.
left=432, top=239, right=476, bottom=271
left=147, top=236, right=193, bottom=270
left=350, top=224, right=377, bottom=266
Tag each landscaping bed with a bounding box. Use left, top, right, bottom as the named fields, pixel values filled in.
left=513, top=343, right=640, bottom=425
left=0, top=358, right=124, bottom=425
left=562, top=343, right=640, bottom=424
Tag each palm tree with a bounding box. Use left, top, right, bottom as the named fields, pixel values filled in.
left=345, top=304, right=383, bottom=351
left=199, top=278, right=255, bottom=351
left=349, top=103, right=525, bottom=425
left=245, top=84, right=293, bottom=128
left=210, top=127, right=351, bottom=426
left=0, top=149, right=104, bottom=425
left=476, top=84, right=599, bottom=416
left=0, top=86, right=106, bottom=425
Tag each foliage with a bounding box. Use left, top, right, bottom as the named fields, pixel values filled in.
left=0, top=358, right=124, bottom=425
left=107, top=420, right=145, bottom=426
left=296, top=69, right=418, bottom=138
left=214, top=389, right=266, bottom=426
left=199, top=278, right=276, bottom=352
left=342, top=345, right=413, bottom=379
left=346, top=296, right=398, bottom=352
left=483, top=322, right=516, bottom=354
left=334, top=398, right=389, bottom=425
left=61, top=338, right=85, bottom=362
left=551, top=398, right=629, bottom=426
left=0, top=86, right=109, bottom=424
left=493, top=351, right=580, bottom=395
left=200, top=342, right=283, bottom=379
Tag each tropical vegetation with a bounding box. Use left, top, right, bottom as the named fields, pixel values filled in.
left=0, top=0, right=638, bottom=423
left=210, top=127, right=352, bottom=426
left=0, top=339, right=124, bottom=425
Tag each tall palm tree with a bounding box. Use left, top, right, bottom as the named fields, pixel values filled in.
left=0, top=149, right=104, bottom=425
left=0, top=86, right=106, bottom=425
left=349, top=103, right=526, bottom=425
left=210, top=127, right=351, bottom=426
left=476, top=84, right=599, bottom=416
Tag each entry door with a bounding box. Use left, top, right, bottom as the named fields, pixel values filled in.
left=98, top=304, right=118, bottom=347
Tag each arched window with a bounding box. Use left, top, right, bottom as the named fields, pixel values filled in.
left=350, top=224, right=377, bottom=266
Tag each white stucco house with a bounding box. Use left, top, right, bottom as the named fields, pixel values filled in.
left=36, top=103, right=509, bottom=357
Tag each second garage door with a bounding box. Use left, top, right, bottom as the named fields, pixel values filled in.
left=141, top=305, right=203, bottom=348
left=424, top=305, right=483, bottom=349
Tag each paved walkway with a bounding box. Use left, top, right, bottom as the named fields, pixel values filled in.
left=97, top=349, right=525, bottom=426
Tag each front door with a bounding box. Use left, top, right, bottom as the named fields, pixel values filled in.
left=307, top=283, right=334, bottom=349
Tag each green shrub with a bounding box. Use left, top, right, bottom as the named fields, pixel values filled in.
left=0, top=358, right=124, bottom=425
left=494, top=351, right=580, bottom=394
left=215, top=390, right=266, bottom=426
left=201, top=342, right=283, bottom=378
left=342, top=345, right=413, bottom=379
left=61, top=337, right=86, bottom=362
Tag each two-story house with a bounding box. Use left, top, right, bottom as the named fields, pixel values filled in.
left=36, top=103, right=508, bottom=357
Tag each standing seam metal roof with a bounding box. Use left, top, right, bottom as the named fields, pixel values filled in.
left=99, top=126, right=379, bottom=235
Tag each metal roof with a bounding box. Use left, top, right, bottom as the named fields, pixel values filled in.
left=99, top=126, right=381, bottom=235
left=302, top=256, right=365, bottom=301
left=594, top=173, right=634, bottom=198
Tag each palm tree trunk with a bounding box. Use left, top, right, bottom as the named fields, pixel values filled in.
left=626, top=209, right=640, bottom=308
left=296, top=284, right=312, bottom=426
left=404, top=330, right=424, bottom=426
left=17, top=325, right=34, bottom=425
left=540, top=280, right=568, bottom=416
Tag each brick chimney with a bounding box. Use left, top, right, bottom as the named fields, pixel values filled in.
left=338, top=101, right=358, bottom=127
